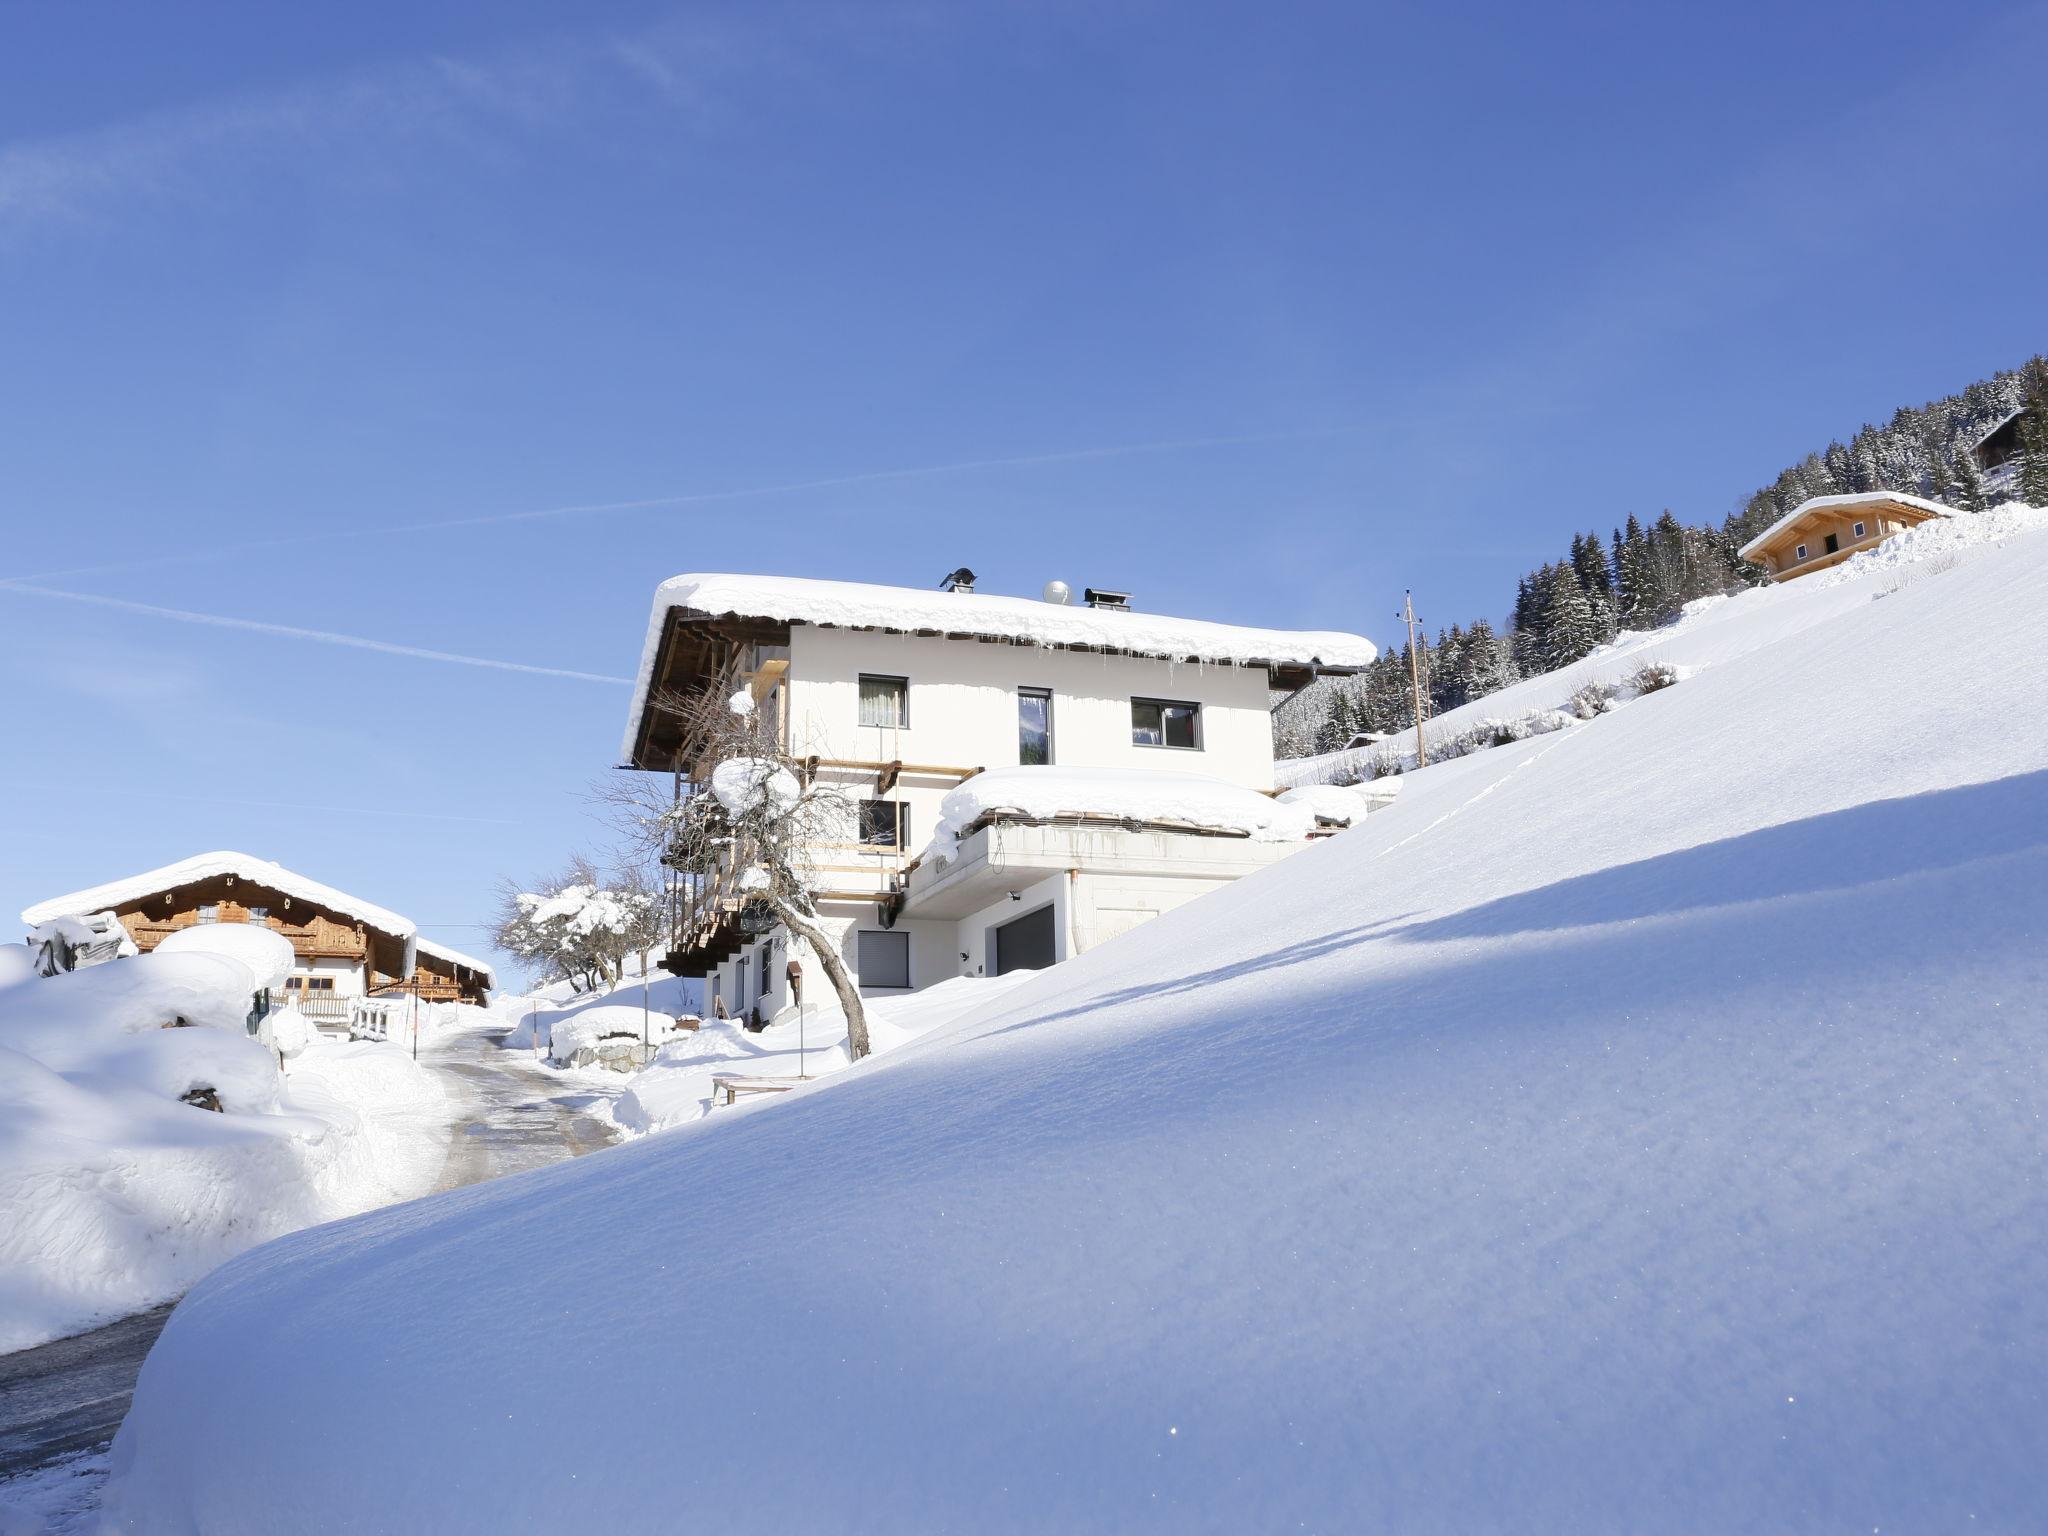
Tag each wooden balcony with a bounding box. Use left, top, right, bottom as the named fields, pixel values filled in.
left=126, top=911, right=368, bottom=961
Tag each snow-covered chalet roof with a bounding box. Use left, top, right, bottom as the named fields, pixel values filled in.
left=624, top=573, right=1378, bottom=763
left=417, top=936, right=495, bottom=985
left=21, top=850, right=417, bottom=941
left=1970, top=407, right=2026, bottom=451
left=1737, top=491, right=1957, bottom=563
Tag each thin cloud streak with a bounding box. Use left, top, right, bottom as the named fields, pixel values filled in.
left=0, top=782, right=525, bottom=826
left=0, top=582, right=630, bottom=684
left=4, top=423, right=1367, bottom=585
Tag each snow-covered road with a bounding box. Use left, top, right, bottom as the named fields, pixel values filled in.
left=428, top=1025, right=618, bottom=1190
left=0, top=1022, right=613, bottom=1526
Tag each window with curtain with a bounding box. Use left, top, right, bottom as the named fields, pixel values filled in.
left=1131, top=698, right=1200, bottom=749
left=858, top=674, right=908, bottom=729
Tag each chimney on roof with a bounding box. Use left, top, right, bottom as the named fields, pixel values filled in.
left=1083, top=587, right=1131, bottom=610
left=940, top=567, right=977, bottom=594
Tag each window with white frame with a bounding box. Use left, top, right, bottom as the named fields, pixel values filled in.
left=857, top=929, right=911, bottom=989
left=1131, top=698, right=1200, bottom=749
left=858, top=674, right=908, bottom=729
left=1795, top=543, right=1808, bottom=561
left=1853, top=521, right=1867, bottom=538
left=196, top=903, right=220, bottom=924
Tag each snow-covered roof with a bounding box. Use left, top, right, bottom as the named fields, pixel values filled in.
left=624, top=573, right=1378, bottom=761
left=416, top=936, right=495, bottom=985
left=21, top=850, right=418, bottom=941
left=923, top=765, right=1315, bottom=865
left=1737, top=490, right=1957, bottom=562
left=1971, top=407, right=2026, bottom=450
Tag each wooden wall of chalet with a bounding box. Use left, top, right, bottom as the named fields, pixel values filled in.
left=110, top=875, right=409, bottom=981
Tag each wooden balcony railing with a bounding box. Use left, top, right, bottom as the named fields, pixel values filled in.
left=127, top=912, right=369, bottom=960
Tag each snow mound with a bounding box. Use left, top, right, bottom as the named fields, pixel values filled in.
left=0, top=953, right=451, bottom=1352
left=103, top=518, right=2048, bottom=1531
left=154, top=922, right=295, bottom=991
left=1273, top=782, right=1371, bottom=825
left=924, top=765, right=1314, bottom=864
left=608, top=975, right=1035, bottom=1135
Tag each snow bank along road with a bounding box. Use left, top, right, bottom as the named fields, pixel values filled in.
left=96, top=520, right=2048, bottom=1531
left=0, top=1021, right=611, bottom=1496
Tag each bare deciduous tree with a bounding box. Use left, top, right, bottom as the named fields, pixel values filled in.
left=596, top=675, right=874, bottom=1059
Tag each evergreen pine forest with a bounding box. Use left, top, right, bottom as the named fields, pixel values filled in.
left=1274, top=354, right=2048, bottom=758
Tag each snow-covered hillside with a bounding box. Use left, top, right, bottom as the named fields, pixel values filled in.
left=1281, top=500, right=2048, bottom=787
left=103, top=518, right=2048, bottom=1531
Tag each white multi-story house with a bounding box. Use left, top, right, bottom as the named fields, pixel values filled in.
left=620, top=572, right=1376, bottom=1023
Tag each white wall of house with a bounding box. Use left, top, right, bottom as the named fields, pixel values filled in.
left=698, top=620, right=1308, bottom=1025
left=780, top=625, right=1281, bottom=865
left=291, top=956, right=368, bottom=996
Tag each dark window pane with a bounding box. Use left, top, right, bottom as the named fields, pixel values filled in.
left=1132, top=699, right=1198, bottom=748
left=859, top=800, right=904, bottom=848
left=1019, top=690, right=1051, bottom=765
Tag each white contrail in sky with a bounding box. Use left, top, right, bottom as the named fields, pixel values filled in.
left=0, top=581, right=631, bottom=684
left=0, top=781, right=526, bottom=826
left=2, top=425, right=1355, bottom=584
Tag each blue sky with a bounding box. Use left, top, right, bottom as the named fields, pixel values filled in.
left=3, top=0, right=2043, bottom=977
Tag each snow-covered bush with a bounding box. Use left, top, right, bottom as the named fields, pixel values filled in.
left=494, top=859, right=663, bottom=994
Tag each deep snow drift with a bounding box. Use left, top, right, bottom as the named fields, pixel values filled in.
left=924, top=765, right=1315, bottom=863
left=105, top=519, right=2048, bottom=1532
left=0, top=953, right=450, bottom=1353
left=608, top=973, right=1038, bottom=1135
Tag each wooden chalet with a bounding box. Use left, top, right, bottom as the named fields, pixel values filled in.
left=21, top=851, right=492, bottom=1011
left=1738, top=491, right=1955, bottom=583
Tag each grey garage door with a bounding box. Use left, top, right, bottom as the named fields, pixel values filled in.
left=993, top=904, right=1057, bottom=975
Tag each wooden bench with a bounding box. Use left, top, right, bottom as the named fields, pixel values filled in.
left=710, top=1074, right=803, bottom=1107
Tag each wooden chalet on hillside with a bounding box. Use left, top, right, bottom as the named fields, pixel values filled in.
left=1738, top=491, right=1956, bottom=583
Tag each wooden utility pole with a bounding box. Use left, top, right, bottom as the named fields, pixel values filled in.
left=1401, top=590, right=1428, bottom=769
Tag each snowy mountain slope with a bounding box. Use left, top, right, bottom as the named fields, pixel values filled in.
left=104, top=526, right=2048, bottom=1532
left=1280, top=500, right=2048, bottom=787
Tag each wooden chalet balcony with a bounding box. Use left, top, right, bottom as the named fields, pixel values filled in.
left=126, top=911, right=369, bottom=961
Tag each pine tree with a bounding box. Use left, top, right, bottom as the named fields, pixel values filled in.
left=1542, top=563, right=1599, bottom=668
left=2018, top=356, right=2048, bottom=508
left=1463, top=618, right=1519, bottom=696
left=1925, top=432, right=1959, bottom=504
left=1614, top=515, right=1652, bottom=626
left=1952, top=444, right=1987, bottom=512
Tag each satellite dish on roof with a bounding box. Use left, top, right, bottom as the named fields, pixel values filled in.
left=1042, top=580, right=1072, bottom=606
